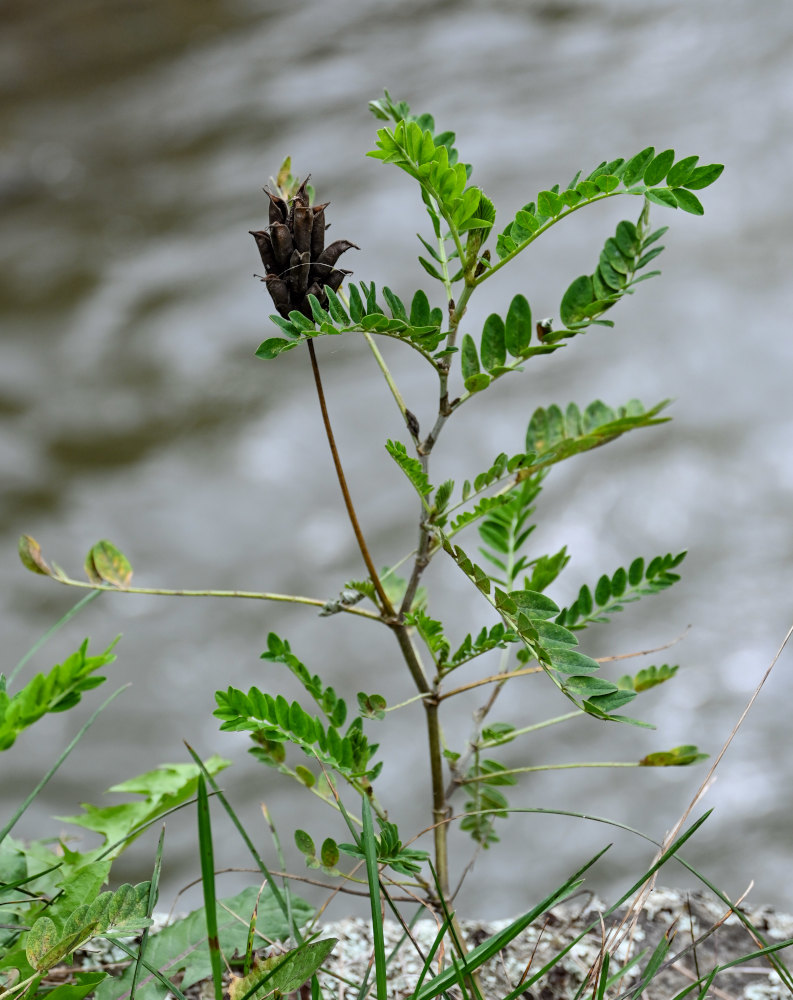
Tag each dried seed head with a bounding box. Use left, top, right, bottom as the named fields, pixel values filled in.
left=251, top=175, right=358, bottom=318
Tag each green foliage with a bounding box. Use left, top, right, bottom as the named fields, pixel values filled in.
left=293, top=830, right=340, bottom=874
left=93, top=887, right=313, bottom=1000
left=12, top=93, right=727, bottom=986
left=56, top=757, right=231, bottom=859
left=641, top=745, right=709, bottom=767
left=227, top=938, right=337, bottom=1000
left=458, top=295, right=560, bottom=394
left=255, top=282, right=445, bottom=364
left=618, top=663, right=679, bottom=692
left=460, top=758, right=517, bottom=847
left=556, top=552, right=686, bottom=629
left=26, top=883, right=151, bottom=972
left=338, top=819, right=429, bottom=876
left=524, top=398, right=671, bottom=468
left=260, top=632, right=347, bottom=727
left=0, top=638, right=118, bottom=751
left=214, top=686, right=382, bottom=783
left=476, top=478, right=544, bottom=588
left=385, top=439, right=433, bottom=501
left=554, top=209, right=669, bottom=336
left=494, top=147, right=722, bottom=265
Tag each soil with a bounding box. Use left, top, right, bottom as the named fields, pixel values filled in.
left=312, top=889, right=793, bottom=1000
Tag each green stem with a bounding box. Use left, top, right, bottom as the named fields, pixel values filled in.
left=362, top=331, right=419, bottom=447
left=44, top=576, right=381, bottom=621
left=460, top=761, right=640, bottom=783
left=477, top=711, right=582, bottom=748
left=472, top=190, right=624, bottom=287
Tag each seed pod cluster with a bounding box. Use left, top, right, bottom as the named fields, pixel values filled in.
left=250, top=177, right=358, bottom=319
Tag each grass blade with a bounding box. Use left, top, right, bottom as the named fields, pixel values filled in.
left=183, top=742, right=299, bottom=944
left=130, top=824, right=165, bottom=1000
left=361, top=797, right=388, bottom=1000
left=9, top=591, right=101, bottom=685
left=197, top=774, right=224, bottom=1000
left=415, top=846, right=610, bottom=1000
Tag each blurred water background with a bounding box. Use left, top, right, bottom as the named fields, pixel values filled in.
left=2, top=0, right=793, bottom=919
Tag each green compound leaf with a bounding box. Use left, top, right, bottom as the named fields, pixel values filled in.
left=27, top=883, right=152, bottom=972
left=338, top=819, right=429, bottom=876
left=214, top=687, right=380, bottom=782
left=56, top=756, right=230, bottom=854
left=0, top=637, right=119, bottom=752
left=525, top=398, right=671, bottom=471
left=618, top=663, right=679, bottom=692
left=385, top=439, right=434, bottom=499
left=94, top=887, right=313, bottom=1000
left=555, top=551, right=686, bottom=630
left=261, top=632, right=347, bottom=726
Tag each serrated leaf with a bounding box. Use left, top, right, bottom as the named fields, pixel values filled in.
left=95, top=887, right=313, bottom=1000
left=228, top=939, right=337, bottom=1000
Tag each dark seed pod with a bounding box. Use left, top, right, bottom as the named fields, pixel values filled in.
left=305, top=282, right=328, bottom=310
left=265, top=189, right=287, bottom=225
left=293, top=176, right=311, bottom=208
left=311, top=240, right=359, bottom=281
left=269, top=222, right=294, bottom=270
left=325, top=268, right=351, bottom=293
left=292, top=206, right=313, bottom=253
left=249, top=230, right=275, bottom=271
left=288, top=250, right=311, bottom=297
left=263, top=274, right=290, bottom=316
left=310, top=206, right=326, bottom=258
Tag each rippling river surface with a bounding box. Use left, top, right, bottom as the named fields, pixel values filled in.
left=3, top=0, right=793, bottom=917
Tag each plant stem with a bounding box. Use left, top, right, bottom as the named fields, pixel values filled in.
left=43, top=576, right=382, bottom=621
left=477, top=710, right=582, bottom=748
left=307, top=339, right=396, bottom=619
left=460, top=761, right=640, bottom=783
left=306, top=334, right=452, bottom=894
left=438, top=664, right=543, bottom=701
left=362, top=331, right=420, bottom=448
